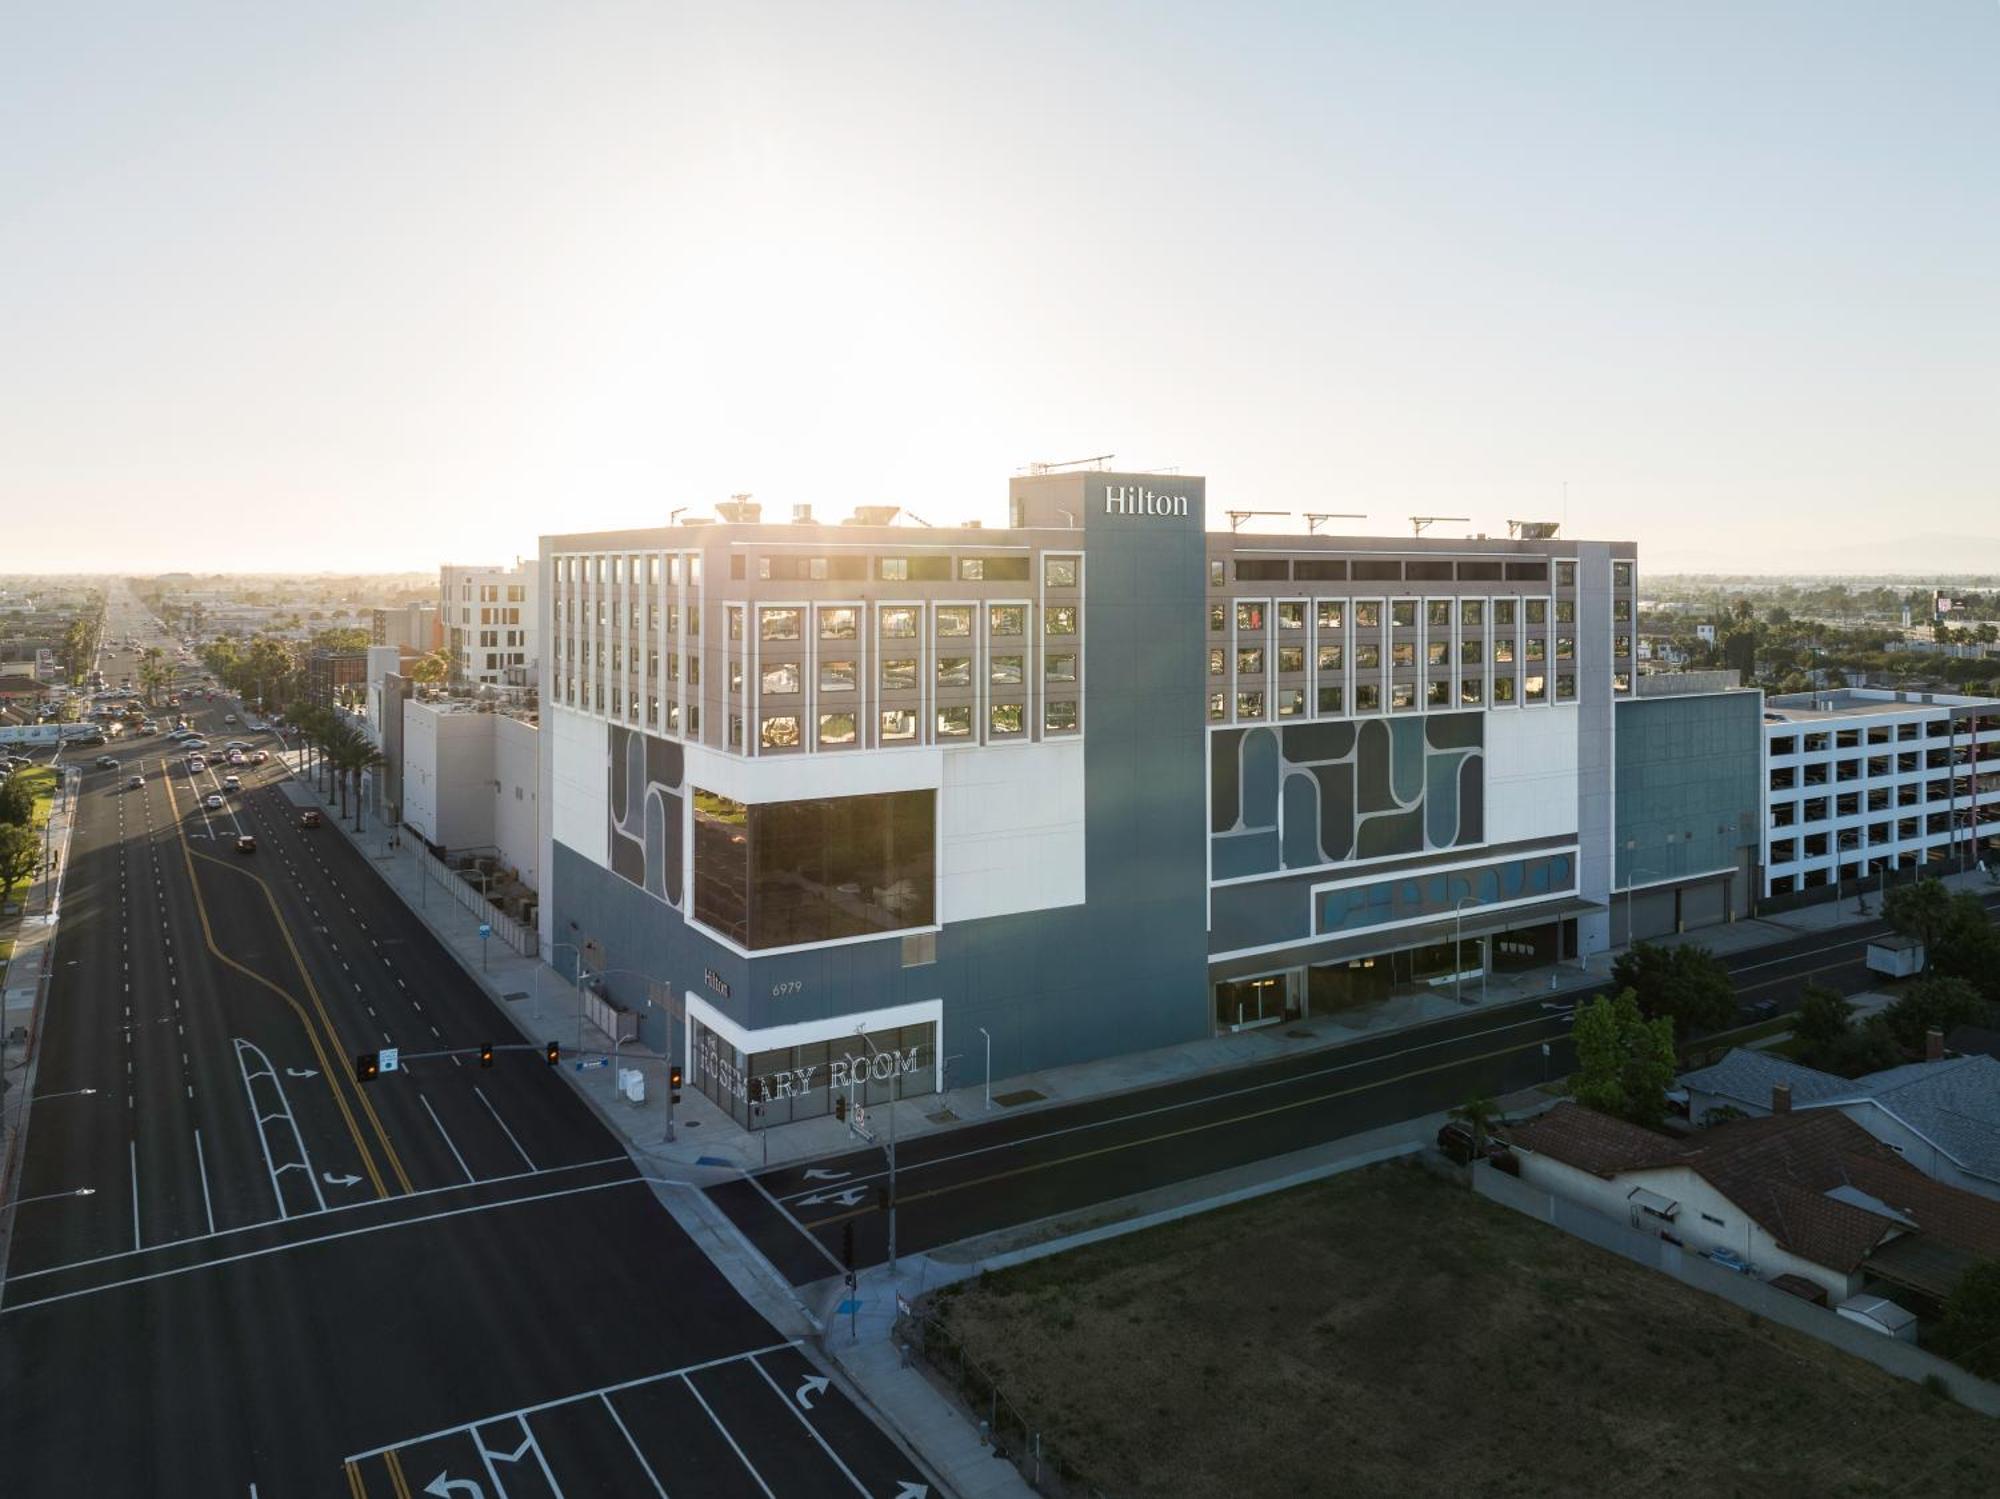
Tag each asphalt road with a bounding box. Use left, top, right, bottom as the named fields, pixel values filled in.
left=715, top=888, right=2000, bottom=1289
left=2, top=613, right=934, bottom=1497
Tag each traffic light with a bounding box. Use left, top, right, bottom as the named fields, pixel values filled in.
left=834, top=1095, right=847, bottom=1123
left=354, top=1051, right=379, bottom=1084
left=669, top=1063, right=683, bottom=1104
left=545, top=1041, right=560, bottom=1067
left=479, top=1042, right=494, bottom=1069
left=877, top=1183, right=890, bottom=1213
left=841, top=1220, right=855, bottom=1273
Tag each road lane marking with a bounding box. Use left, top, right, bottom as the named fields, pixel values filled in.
left=193, top=1129, right=218, bottom=1237
left=130, top=1140, right=142, bottom=1251
left=750, top=1352, right=873, bottom=1495
left=474, top=1087, right=537, bottom=1173
left=684, top=1375, right=778, bottom=1498
left=2, top=1175, right=652, bottom=1316
left=419, top=1093, right=475, bottom=1183
left=599, top=1394, right=670, bottom=1498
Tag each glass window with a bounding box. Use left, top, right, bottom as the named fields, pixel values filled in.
left=1427, top=641, right=1449, bottom=667
left=1461, top=677, right=1483, bottom=705
left=1277, top=645, right=1305, bottom=674
left=881, top=658, right=917, bottom=690
left=727, top=607, right=743, bottom=641
left=1318, top=683, right=1344, bottom=714
left=1355, top=602, right=1381, bottom=629
left=1278, top=601, right=1305, bottom=630
left=959, top=558, right=984, bottom=582
left=1208, top=691, right=1226, bottom=721
left=1427, top=601, right=1451, bottom=628
left=1047, top=652, right=1077, bottom=682
left=761, top=663, right=800, bottom=695
left=1391, top=642, right=1416, bottom=668
left=1391, top=683, right=1417, bottom=710
left=991, top=703, right=1023, bottom=735
left=1614, top=598, right=1632, bottom=622
left=1462, top=600, right=1484, bottom=627
left=880, top=557, right=909, bottom=581
left=1556, top=561, right=1576, bottom=588
left=1356, top=643, right=1381, bottom=669
left=1427, top=680, right=1450, bottom=706
left=881, top=708, right=917, bottom=741
left=880, top=607, right=919, bottom=638
left=1316, top=600, right=1344, bottom=629
left=937, top=656, right=972, bottom=688
left=1615, top=635, right=1632, bottom=658
left=1235, top=602, right=1264, bottom=632
left=936, top=705, right=972, bottom=737
left=1494, top=599, right=1517, bottom=626
left=1613, top=561, right=1634, bottom=588
left=1277, top=688, right=1305, bottom=717
left=1236, top=691, right=1265, bottom=719
left=760, top=715, right=801, bottom=749
left=936, top=607, right=972, bottom=638
left=1355, top=681, right=1380, bottom=712
left=1555, top=600, right=1575, bottom=624
left=819, top=712, right=857, bottom=746
left=1495, top=638, right=1516, bottom=664
left=1045, top=606, right=1078, bottom=636
left=990, top=605, right=1024, bottom=636
left=1555, top=636, right=1574, bottom=660
left=1557, top=674, right=1576, bottom=701
left=1208, top=603, right=1226, bottom=633
left=1237, top=648, right=1264, bottom=675
left=1494, top=674, right=1516, bottom=704
left=1524, top=637, right=1546, bottom=662
left=1046, top=699, right=1079, bottom=731
left=1461, top=636, right=1483, bottom=663
left=820, top=660, right=856, bottom=693
left=1045, top=556, right=1078, bottom=588
left=1209, top=559, right=1225, bottom=588
left=820, top=607, right=858, bottom=640
left=1209, top=647, right=1226, bottom=676
left=1391, top=600, right=1416, bottom=628
left=760, top=608, right=801, bottom=642
left=1317, top=643, right=1342, bottom=671
left=1524, top=674, right=1547, bottom=704
left=1526, top=599, right=1548, bottom=625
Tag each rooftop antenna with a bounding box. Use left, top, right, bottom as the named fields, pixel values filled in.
left=1024, top=454, right=1116, bottom=475
left=1304, top=512, right=1367, bottom=534
left=902, top=511, right=935, bottom=528
left=1227, top=510, right=1289, bottom=532
left=1409, top=515, right=1470, bottom=537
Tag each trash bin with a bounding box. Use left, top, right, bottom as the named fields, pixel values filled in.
left=619, top=1068, right=646, bottom=1104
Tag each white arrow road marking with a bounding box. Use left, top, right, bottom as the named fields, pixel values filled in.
left=794, top=1374, right=829, bottom=1411
left=285, top=1067, right=319, bottom=1079
left=424, top=1475, right=483, bottom=1498
left=798, top=1186, right=869, bottom=1209
left=894, top=1484, right=929, bottom=1498
left=801, top=1168, right=851, bottom=1182
left=321, top=1172, right=362, bottom=1188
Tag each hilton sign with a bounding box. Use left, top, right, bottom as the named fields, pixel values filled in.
left=1103, top=484, right=1189, bottom=518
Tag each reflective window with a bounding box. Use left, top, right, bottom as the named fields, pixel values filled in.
left=937, top=705, right=972, bottom=737
left=1462, top=600, right=1483, bottom=626
left=1318, top=684, right=1344, bottom=714
left=1461, top=636, right=1484, bottom=663
left=761, top=663, right=800, bottom=695
left=1461, top=677, right=1483, bottom=705
left=881, top=708, right=917, bottom=741
left=991, top=703, right=1023, bottom=735
left=1355, top=602, right=1381, bottom=629
left=1392, top=601, right=1417, bottom=628
left=1557, top=674, right=1576, bottom=701
left=1209, top=603, right=1226, bottom=633
left=819, top=712, right=857, bottom=746
left=1557, top=561, right=1576, bottom=588
left=1237, top=648, right=1264, bottom=675
left=879, top=558, right=909, bottom=581
left=1236, top=691, right=1265, bottom=719
left=1235, top=602, right=1264, bottom=632
left=820, top=660, right=857, bottom=693
left=1046, top=652, right=1077, bottom=682
left=1427, top=601, right=1451, bottom=628
left=1427, top=680, right=1450, bottom=707
left=760, top=715, right=800, bottom=749
left=1046, top=699, right=1078, bottom=731
left=1277, top=688, right=1305, bottom=717
left=1355, top=682, right=1380, bottom=712
left=1209, top=647, right=1226, bottom=676
left=990, top=605, right=1024, bottom=636
left=1613, top=561, right=1634, bottom=588
left=1614, top=598, right=1632, bottom=622
left=936, top=607, right=972, bottom=638
left=1555, top=637, right=1574, bottom=660
left=1391, top=642, right=1416, bottom=668
left=760, top=608, right=801, bottom=642
left=880, top=607, right=919, bottom=638
left=882, top=658, right=917, bottom=690
left=1316, top=600, right=1344, bottom=629
left=1524, top=637, right=1546, bottom=662
left=1494, top=675, right=1516, bottom=704
left=820, top=608, right=858, bottom=640
left=1391, top=682, right=1417, bottom=710
left=1317, top=644, right=1342, bottom=671
left=1427, top=642, right=1449, bottom=667
left=1526, top=599, right=1548, bottom=626
left=937, top=657, right=972, bottom=688
left=1045, top=606, right=1078, bottom=636
left=1278, top=602, right=1305, bottom=630
left=1356, top=643, right=1381, bottom=669
left=1555, top=600, right=1574, bottom=624
left=959, top=558, right=984, bottom=581
left=1209, top=691, right=1226, bottom=720
left=1524, top=673, right=1547, bottom=704
left=1045, top=557, right=1078, bottom=588
left=1495, top=638, right=1516, bottom=664
left=991, top=655, right=1024, bottom=685
left=1277, top=645, right=1305, bottom=674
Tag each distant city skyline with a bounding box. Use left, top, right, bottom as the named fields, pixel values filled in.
left=4, top=2, right=1996, bottom=574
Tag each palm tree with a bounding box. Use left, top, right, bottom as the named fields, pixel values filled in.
left=1449, top=1095, right=1501, bottom=1158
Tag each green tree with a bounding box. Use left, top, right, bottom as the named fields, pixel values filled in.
left=1449, top=1095, right=1501, bottom=1156
left=0, top=821, right=39, bottom=908
left=0, top=776, right=33, bottom=827
left=1883, top=878, right=1955, bottom=953
left=1937, top=1259, right=2000, bottom=1380
left=407, top=650, right=449, bottom=685
left=1881, top=975, right=1989, bottom=1054
left=1792, top=983, right=1854, bottom=1052
left=1610, top=942, right=1737, bottom=1034
left=1932, top=893, right=2000, bottom=1004
left=1571, top=990, right=1677, bottom=1128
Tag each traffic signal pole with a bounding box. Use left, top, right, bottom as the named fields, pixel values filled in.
left=852, top=1026, right=898, bottom=1276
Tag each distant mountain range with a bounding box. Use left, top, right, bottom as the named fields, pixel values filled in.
left=1648, top=532, right=2000, bottom=579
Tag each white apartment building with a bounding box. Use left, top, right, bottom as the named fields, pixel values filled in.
left=442, top=562, right=537, bottom=687
left=1761, top=688, right=2000, bottom=898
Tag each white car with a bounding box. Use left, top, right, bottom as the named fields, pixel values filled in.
left=224, top=713, right=238, bottom=724
left=221, top=775, right=241, bottom=792
left=204, top=793, right=224, bottom=810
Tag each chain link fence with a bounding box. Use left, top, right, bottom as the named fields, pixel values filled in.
left=894, top=1302, right=1112, bottom=1499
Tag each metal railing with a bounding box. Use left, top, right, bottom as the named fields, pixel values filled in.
left=895, top=1305, right=1112, bottom=1498
left=409, top=840, right=537, bottom=956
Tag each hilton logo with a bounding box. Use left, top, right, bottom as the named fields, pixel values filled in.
left=1104, top=485, right=1189, bottom=518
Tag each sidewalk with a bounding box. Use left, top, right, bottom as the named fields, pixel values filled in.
left=1, top=763, right=82, bottom=1239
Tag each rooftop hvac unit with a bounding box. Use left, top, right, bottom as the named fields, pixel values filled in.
left=852, top=505, right=901, bottom=527
left=715, top=497, right=761, bottom=523
left=792, top=503, right=815, bottom=524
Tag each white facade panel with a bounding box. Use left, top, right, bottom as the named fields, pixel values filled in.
left=401, top=701, right=496, bottom=853
left=549, top=704, right=609, bottom=870
left=494, top=714, right=541, bottom=892
left=939, top=740, right=1086, bottom=923
left=682, top=739, right=943, bottom=806
left=1483, top=705, right=1582, bottom=844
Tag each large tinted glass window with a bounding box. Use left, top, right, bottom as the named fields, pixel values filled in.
left=692, top=790, right=750, bottom=946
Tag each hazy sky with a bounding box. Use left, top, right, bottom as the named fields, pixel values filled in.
left=4, top=2, right=1996, bottom=574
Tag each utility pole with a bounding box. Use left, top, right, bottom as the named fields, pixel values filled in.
left=854, top=1026, right=899, bottom=1274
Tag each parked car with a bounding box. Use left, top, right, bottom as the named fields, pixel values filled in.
left=223, top=713, right=238, bottom=724
left=235, top=834, right=256, bottom=854
left=203, top=793, right=223, bottom=810
left=221, top=775, right=241, bottom=792
left=1738, top=998, right=1780, bottom=1023
left=1703, top=1247, right=1754, bottom=1275
left=183, top=739, right=207, bottom=751
left=299, top=809, right=322, bottom=829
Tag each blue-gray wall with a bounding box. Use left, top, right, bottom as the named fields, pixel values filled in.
left=1614, top=689, right=1763, bottom=889
left=547, top=474, right=1214, bottom=1082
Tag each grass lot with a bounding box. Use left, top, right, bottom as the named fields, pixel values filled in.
left=922, top=1163, right=2000, bottom=1498
left=12, top=764, right=58, bottom=830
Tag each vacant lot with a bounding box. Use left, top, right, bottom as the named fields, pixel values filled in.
left=923, top=1163, right=2000, bottom=1498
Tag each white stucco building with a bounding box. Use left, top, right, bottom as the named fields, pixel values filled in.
left=402, top=697, right=541, bottom=894
left=441, top=562, right=537, bottom=687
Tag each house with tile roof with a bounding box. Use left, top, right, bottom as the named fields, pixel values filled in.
left=1677, top=1047, right=2000, bottom=1203
left=1505, top=1102, right=2000, bottom=1304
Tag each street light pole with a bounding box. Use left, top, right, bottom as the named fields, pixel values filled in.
left=978, top=1026, right=991, bottom=1110
left=854, top=1026, right=899, bottom=1275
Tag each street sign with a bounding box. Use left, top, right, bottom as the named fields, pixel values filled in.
left=380, top=1047, right=400, bottom=1073
left=478, top=922, right=492, bottom=938
left=574, top=1057, right=609, bottom=1071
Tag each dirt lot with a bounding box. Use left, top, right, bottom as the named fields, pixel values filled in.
left=921, top=1162, right=2000, bottom=1498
